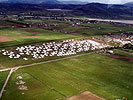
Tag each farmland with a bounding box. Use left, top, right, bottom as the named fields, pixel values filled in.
left=0, top=18, right=133, bottom=100
left=0, top=27, right=78, bottom=49
left=0, top=19, right=133, bottom=49
left=0, top=71, right=9, bottom=90
left=1, top=54, right=133, bottom=100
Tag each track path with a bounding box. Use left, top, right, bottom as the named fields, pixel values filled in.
left=0, top=68, right=17, bottom=99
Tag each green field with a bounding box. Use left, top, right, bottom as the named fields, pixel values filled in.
left=0, top=27, right=76, bottom=41
left=113, top=49, right=133, bottom=57
left=20, top=19, right=133, bottom=35
left=1, top=54, right=133, bottom=100
left=0, top=48, right=93, bottom=69
left=0, top=19, right=133, bottom=100
left=0, top=71, right=9, bottom=90
left=0, top=19, right=133, bottom=49
left=119, top=48, right=133, bottom=53
left=0, top=27, right=78, bottom=49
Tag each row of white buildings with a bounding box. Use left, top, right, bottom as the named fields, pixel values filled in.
left=0, top=39, right=110, bottom=60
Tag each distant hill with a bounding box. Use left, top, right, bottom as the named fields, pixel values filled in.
left=41, top=0, right=61, bottom=4
left=124, top=2, right=133, bottom=7
left=0, top=3, right=133, bottom=19
left=1, top=0, right=88, bottom=5
left=1, top=0, right=61, bottom=4
left=61, top=1, right=88, bottom=5
left=3, top=0, right=44, bottom=4
left=73, top=3, right=133, bottom=18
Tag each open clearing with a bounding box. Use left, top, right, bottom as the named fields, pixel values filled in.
left=67, top=91, right=105, bottom=100
left=0, top=36, right=14, bottom=42
left=1, top=54, right=133, bottom=100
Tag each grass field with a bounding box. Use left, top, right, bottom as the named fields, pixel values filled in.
left=119, top=48, right=133, bottom=53
left=1, top=54, right=133, bottom=100
left=0, top=27, right=78, bottom=49
left=0, top=19, right=133, bottom=100
left=0, top=52, right=66, bottom=69
left=0, top=27, right=77, bottom=41
left=20, top=19, right=133, bottom=35
left=113, top=49, right=133, bottom=57
left=0, top=71, right=9, bottom=90
left=0, top=19, right=133, bottom=49
left=0, top=49, right=93, bottom=69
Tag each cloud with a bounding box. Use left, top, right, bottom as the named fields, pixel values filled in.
left=107, top=0, right=122, bottom=4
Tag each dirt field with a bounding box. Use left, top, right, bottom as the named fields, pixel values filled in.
left=109, top=54, right=133, bottom=62
left=67, top=91, right=105, bottom=100
left=0, top=36, right=14, bottom=42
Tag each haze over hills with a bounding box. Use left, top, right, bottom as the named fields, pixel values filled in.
left=1, top=0, right=88, bottom=4
left=2, top=0, right=60, bottom=4
left=41, top=0, right=61, bottom=4
left=0, top=2, right=132, bottom=19
left=73, top=3, right=133, bottom=18
left=124, top=2, right=133, bottom=7
left=1, top=0, right=133, bottom=5
left=0, top=0, right=133, bottom=20
left=60, top=1, right=88, bottom=5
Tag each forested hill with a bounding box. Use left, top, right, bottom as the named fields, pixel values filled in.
left=0, top=3, right=133, bottom=19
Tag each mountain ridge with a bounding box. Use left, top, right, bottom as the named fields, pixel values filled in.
left=0, top=3, right=132, bottom=19
left=124, top=2, right=133, bottom=7
left=1, top=0, right=89, bottom=4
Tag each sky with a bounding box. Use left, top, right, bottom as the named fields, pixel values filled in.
left=0, top=0, right=133, bottom=4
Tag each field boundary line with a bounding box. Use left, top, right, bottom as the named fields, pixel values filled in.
left=26, top=72, right=67, bottom=98
left=0, top=68, right=16, bottom=99
left=0, top=52, right=94, bottom=72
